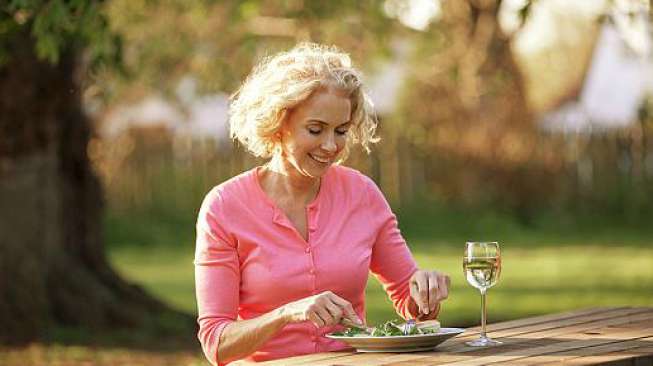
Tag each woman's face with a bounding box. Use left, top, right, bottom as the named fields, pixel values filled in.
left=278, top=87, right=352, bottom=179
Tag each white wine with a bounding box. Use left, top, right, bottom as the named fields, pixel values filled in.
left=463, top=256, right=501, bottom=290
left=463, top=242, right=502, bottom=347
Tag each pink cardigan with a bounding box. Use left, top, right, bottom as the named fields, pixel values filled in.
left=194, top=165, right=419, bottom=365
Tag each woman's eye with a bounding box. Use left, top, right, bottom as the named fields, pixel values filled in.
left=336, top=129, right=349, bottom=136
left=308, top=128, right=321, bottom=134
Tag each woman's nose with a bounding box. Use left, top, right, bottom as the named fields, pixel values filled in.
left=321, top=133, right=337, bottom=152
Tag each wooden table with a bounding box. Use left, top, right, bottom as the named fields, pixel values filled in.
left=261, top=307, right=653, bottom=365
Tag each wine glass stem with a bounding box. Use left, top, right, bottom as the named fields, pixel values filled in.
left=480, top=288, right=488, bottom=339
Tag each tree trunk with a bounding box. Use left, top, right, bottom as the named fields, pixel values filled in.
left=0, top=30, right=185, bottom=344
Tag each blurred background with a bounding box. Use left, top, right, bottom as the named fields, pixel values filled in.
left=1, top=0, right=652, bottom=364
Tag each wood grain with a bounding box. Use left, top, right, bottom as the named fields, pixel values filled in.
left=258, top=307, right=653, bottom=366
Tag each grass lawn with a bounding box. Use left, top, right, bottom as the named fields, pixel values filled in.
left=106, top=243, right=653, bottom=327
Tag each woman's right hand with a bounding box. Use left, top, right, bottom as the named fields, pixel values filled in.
left=281, top=291, right=362, bottom=328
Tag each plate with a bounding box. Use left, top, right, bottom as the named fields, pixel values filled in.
left=326, top=328, right=465, bottom=353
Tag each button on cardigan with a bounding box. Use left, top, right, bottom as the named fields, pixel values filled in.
left=194, top=165, right=421, bottom=365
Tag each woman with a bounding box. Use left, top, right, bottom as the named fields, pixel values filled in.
left=195, top=43, right=450, bottom=365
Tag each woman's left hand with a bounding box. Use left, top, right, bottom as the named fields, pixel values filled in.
left=409, top=270, right=451, bottom=319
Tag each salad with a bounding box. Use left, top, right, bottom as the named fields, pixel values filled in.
left=333, top=319, right=440, bottom=337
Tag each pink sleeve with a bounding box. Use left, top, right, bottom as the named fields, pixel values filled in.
left=365, top=178, right=420, bottom=320
left=195, top=189, right=239, bottom=366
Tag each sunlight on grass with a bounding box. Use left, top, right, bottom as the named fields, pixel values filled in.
left=368, top=245, right=653, bottom=326
left=0, top=343, right=204, bottom=366
left=109, top=244, right=653, bottom=328
left=108, top=246, right=197, bottom=314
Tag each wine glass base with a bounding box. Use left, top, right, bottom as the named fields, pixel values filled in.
left=466, top=337, right=502, bottom=347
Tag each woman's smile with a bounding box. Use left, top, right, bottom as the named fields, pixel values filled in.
left=309, top=153, right=331, bottom=164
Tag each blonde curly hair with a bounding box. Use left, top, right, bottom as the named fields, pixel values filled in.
left=229, top=42, right=379, bottom=160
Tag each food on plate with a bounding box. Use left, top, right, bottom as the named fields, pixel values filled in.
left=333, top=319, right=441, bottom=337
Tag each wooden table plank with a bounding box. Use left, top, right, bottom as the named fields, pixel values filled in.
left=538, top=344, right=653, bottom=366
left=436, top=327, right=653, bottom=366
left=381, top=339, right=558, bottom=366
left=267, top=312, right=653, bottom=366
left=422, top=313, right=653, bottom=366
left=367, top=311, right=652, bottom=366
left=259, top=351, right=354, bottom=365
left=517, top=336, right=653, bottom=365
left=446, top=308, right=651, bottom=345
left=437, top=307, right=647, bottom=354
left=436, top=309, right=653, bottom=355
left=492, top=321, right=653, bottom=365
left=293, top=352, right=436, bottom=366
left=459, top=307, right=628, bottom=336
left=259, top=307, right=653, bottom=366
left=259, top=308, right=642, bottom=365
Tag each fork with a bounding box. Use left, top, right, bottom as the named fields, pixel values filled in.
left=341, top=318, right=375, bottom=333
left=403, top=318, right=416, bottom=335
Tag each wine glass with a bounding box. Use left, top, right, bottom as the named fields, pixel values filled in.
left=463, top=241, right=502, bottom=346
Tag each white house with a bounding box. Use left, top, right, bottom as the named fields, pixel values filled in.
left=540, top=8, right=653, bottom=133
